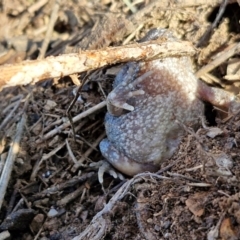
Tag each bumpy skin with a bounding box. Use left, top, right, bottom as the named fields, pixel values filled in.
left=99, top=29, right=235, bottom=176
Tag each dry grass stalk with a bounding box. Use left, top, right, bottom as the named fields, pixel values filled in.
left=38, top=0, right=60, bottom=59
left=0, top=114, right=26, bottom=210
left=196, top=42, right=240, bottom=78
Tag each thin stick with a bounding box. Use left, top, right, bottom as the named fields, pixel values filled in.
left=196, top=42, right=240, bottom=78
left=71, top=132, right=105, bottom=171
left=0, top=96, right=23, bottom=131
left=123, top=0, right=137, bottom=13
left=0, top=153, right=7, bottom=175
left=37, top=101, right=106, bottom=143
left=0, top=114, right=26, bottom=210
left=38, top=0, right=60, bottom=59
left=0, top=39, right=196, bottom=90
left=28, top=0, right=48, bottom=14
left=30, top=141, right=66, bottom=180
left=196, top=0, right=229, bottom=47
left=66, top=139, right=78, bottom=164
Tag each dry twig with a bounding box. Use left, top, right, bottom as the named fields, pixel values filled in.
left=37, top=101, right=106, bottom=143
left=0, top=96, right=23, bottom=131
left=196, top=0, right=229, bottom=47
left=38, top=0, right=60, bottom=59
left=196, top=42, right=240, bottom=78
left=71, top=132, right=105, bottom=171
left=0, top=114, right=26, bottom=210
left=30, top=142, right=66, bottom=180
left=0, top=39, right=195, bottom=90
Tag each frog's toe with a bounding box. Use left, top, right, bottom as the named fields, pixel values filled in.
left=90, top=160, right=125, bottom=184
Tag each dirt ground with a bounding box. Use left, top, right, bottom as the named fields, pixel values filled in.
left=1, top=0, right=240, bottom=239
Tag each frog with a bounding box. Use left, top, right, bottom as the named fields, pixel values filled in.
left=99, top=28, right=237, bottom=176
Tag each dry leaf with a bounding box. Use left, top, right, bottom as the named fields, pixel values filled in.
left=206, top=127, right=223, bottom=138
left=185, top=192, right=208, bottom=217
left=44, top=100, right=57, bottom=111
left=220, top=218, right=238, bottom=240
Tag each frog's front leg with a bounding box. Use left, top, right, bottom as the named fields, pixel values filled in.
left=106, top=64, right=156, bottom=116
left=106, top=62, right=144, bottom=116
left=197, top=80, right=240, bottom=112
left=99, top=139, right=159, bottom=176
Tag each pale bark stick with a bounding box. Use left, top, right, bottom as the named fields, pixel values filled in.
left=38, top=0, right=60, bottom=59
left=0, top=114, right=26, bottom=210
left=0, top=39, right=196, bottom=90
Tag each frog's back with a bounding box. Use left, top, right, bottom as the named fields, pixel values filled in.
left=105, top=56, right=204, bottom=164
